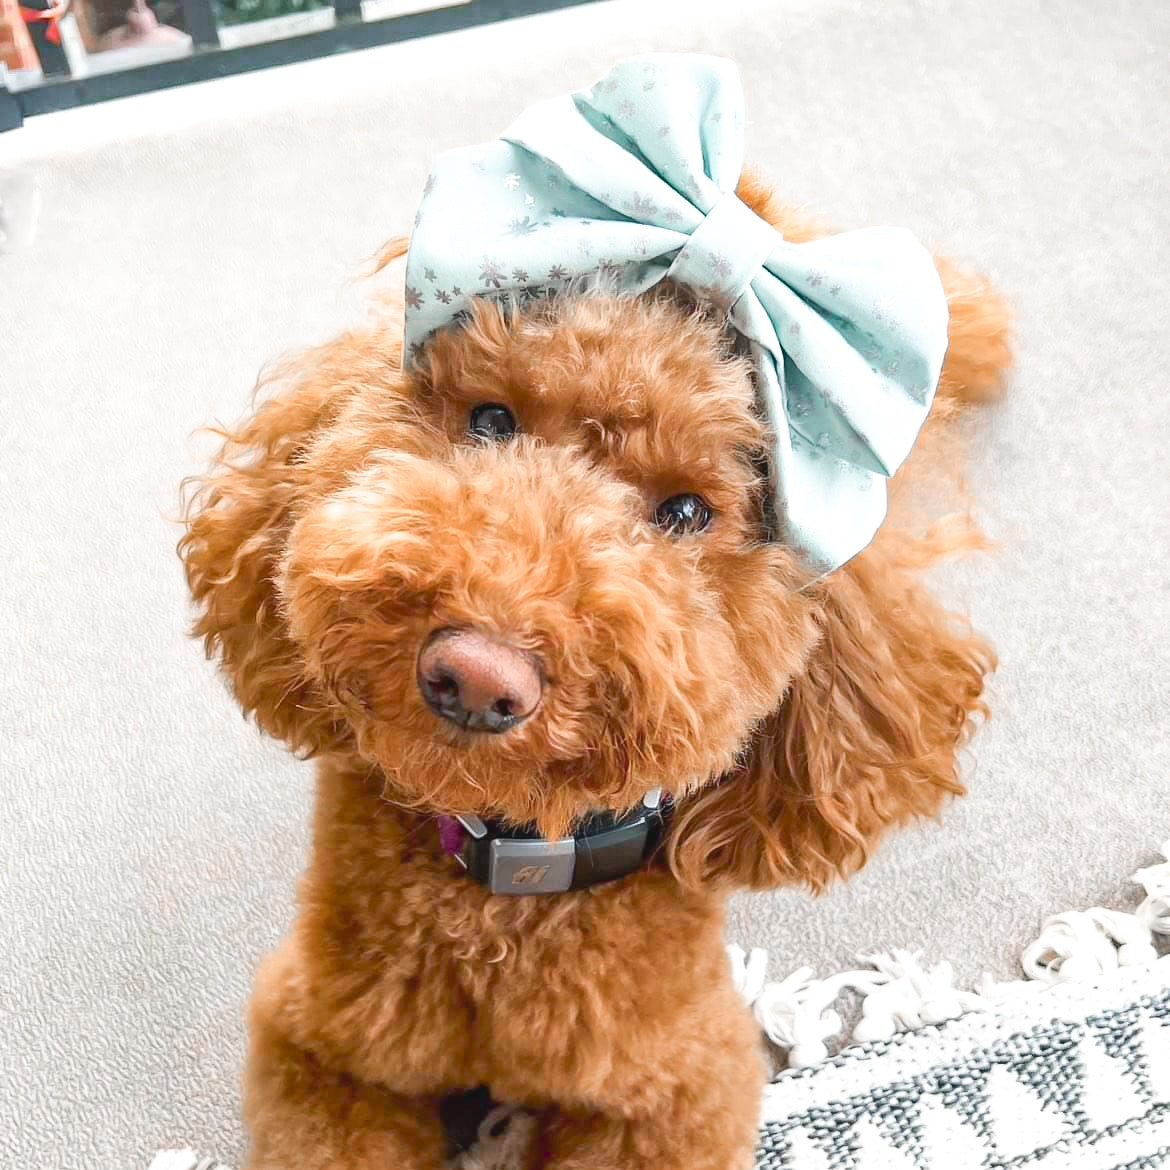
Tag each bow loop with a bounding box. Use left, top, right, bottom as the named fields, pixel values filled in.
left=577, top=53, right=745, bottom=204
left=403, top=53, right=949, bottom=572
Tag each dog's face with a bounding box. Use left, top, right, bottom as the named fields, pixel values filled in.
left=277, top=292, right=817, bottom=837
left=182, top=222, right=991, bottom=890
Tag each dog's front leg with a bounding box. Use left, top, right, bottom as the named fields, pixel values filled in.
left=242, top=1002, right=449, bottom=1170
left=535, top=989, right=765, bottom=1170
left=539, top=1080, right=761, bottom=1170
left=241, top=946, right=451, bottom=1170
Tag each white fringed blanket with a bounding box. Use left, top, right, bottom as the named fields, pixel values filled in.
left=755, top=957, right=1170, bottom=1168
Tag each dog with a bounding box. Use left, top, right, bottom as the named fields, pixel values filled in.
left=180, top=56, right=1010, bottom=1170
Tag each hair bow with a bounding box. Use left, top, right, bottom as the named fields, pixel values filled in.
left=403, top=54, right=948, bottom=572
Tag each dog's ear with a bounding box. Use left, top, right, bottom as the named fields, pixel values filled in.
left=179, top=303, right=415, bottom=755
left=180, top=241, right=413, bottom=753
left=668, top=545, right=994, bottom=890
left=179, top=357, right=347, bottom=755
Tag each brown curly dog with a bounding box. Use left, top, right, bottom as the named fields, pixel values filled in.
left=179, top=170, right=1010, bottom=1170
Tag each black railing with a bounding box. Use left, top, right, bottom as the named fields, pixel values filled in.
left=1, top=0, right=598, bottom=124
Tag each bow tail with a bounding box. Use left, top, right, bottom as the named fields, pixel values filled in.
left=753, top=347, right=890, bottom=575
left=733, top=286, right=909, bottom=574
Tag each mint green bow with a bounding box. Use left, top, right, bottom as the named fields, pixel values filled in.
left=403, top=54, right=948, bottom=572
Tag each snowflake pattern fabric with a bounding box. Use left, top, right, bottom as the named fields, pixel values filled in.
left=401, top=53, right=949, bottom=574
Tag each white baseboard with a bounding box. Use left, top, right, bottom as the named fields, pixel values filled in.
left=360, top=0, right=471, bottom=23
left=217, top=7, right=337, bottom=49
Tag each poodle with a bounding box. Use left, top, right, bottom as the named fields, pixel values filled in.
left=179, top=62, right=1010, bottom=1170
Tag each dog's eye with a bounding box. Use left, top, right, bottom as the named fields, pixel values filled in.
left=468, top=403, right=517, bottom=441
left=653, top=493, right=713, bottom=536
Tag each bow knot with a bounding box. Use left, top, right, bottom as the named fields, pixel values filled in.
left=403, top=53, right=949, bottom=572
left=666, top=192, right=778, bottom=309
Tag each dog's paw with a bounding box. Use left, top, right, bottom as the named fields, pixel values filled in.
left=453, top=1105, right=537, bottom=1170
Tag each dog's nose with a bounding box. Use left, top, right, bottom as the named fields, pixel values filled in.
left=417, top=629, right=543, bottom=733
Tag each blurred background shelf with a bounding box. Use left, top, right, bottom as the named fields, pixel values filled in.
left=0, top=0, right=592, bottom=123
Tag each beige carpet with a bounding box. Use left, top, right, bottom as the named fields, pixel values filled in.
left=2, top=0, right=1168, bottom=1165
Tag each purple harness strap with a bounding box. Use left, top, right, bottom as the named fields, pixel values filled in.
left=437, top=814, right=468, bottom=856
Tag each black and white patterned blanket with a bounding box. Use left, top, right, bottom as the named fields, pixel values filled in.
left=755, top=958, right=1170, bottom=1169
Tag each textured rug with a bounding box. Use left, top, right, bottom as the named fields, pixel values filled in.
left=755, top=960, right=1170, bottom=1168
left=744, top=838, right=1170, bottom=1167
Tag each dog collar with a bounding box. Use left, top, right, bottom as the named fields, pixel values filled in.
left=437, top=790, right=668, bottom=896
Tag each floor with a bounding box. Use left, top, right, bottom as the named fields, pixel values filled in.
left=2, top=0, right=1168, bottom=1165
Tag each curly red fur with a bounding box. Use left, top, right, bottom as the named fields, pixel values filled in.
left=179, top=173, right=1011, bottom=1170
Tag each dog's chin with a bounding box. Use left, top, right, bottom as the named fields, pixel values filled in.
left=338, top=666, right=759, bottom=837
left=366, top=720, right=705, bottom=840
